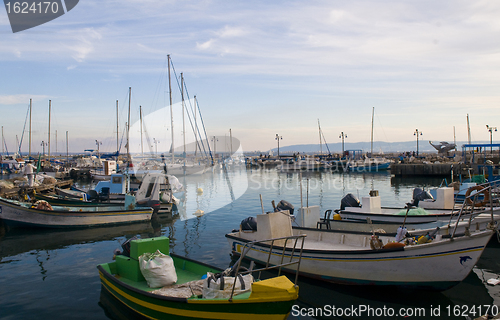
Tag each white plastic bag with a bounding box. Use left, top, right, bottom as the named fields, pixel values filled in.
left=202, top=270, right=254, bottom=299
left=139, top=250, right=177, bottom=288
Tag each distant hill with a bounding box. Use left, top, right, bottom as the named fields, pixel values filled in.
left=267, top=141, right=487, bottom=154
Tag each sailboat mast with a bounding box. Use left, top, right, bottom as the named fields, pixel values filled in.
left=168, top=54, right=174, bottom=162
left=66, top=131, right=69, bottom=165
left=194, top=95, right=198, bottom=156
left=467, top=114, right=471, bottom=144
left=230, top=128, right=232, bottom=156
left=116, top=100, right=119, bottom=154
left=140, top=105, right=143, bottom=158
left=318, top=119, right=322, bottom=155
left=29, top=98, right=32, bottom=160
left=127, top=87, right=131, bottom=161
left=371, top=107, right=374, bottom=156
left=181, top=72, right=186, bottom=160
left=48, top=100, right=51, bottom=163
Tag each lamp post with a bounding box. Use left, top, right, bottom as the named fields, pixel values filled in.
left=153, top=138, right=160, bottom=156
left=275, top=134, right=282, bottom=158
left=486, top=125, right=497, bottom=154
left=95, top=140, right=102, bottom=159
left=339, top=132, right=347, bottom=156
left=414, top=129, right=422, bottom=156
left=211, top=136, right=218, bottom=157
left=40, top=141, right=47, bottom=157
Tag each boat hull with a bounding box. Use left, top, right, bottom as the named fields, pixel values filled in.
left=0, top=198, right=153, bottom=228
left=98, top=252, right=297, bottom=320
left=226, top=228, right=493, bottom=290
left=338, top=207, right=468, bottom=224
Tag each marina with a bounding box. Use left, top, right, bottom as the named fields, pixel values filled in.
left=1, top=167, right=500, bottom=319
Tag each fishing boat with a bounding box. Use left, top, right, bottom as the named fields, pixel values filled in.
left=97, top=235, right=303, bottom=320
left=33, top=192, right=123, bottom=207
left=226, top=210, right=495, bottom=290
left=326, top=184, right=500, bottom=235
left=335, top=187, right=472, bottom=224
left=0, top=196, right=153, bottom=228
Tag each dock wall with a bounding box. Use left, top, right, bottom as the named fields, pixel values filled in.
left=390, top=163, right=465, bottom=177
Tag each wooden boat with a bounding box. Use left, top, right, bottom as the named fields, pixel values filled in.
left=0, top=196, right=153, bottom=228
left=226, top=211, right=495, bottom=291
left=33, top=192, right=123, bottom=207
left=97, top=236, right=303, bottom=320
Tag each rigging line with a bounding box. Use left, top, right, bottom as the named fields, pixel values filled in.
left=374, top=110, right=389, bottom=144
left=182, top=82, right=208, bottom=159
left=18, top=104, right=30, bottom=153
left=171, top=65, right=209, bottom=159
left=320, top=129, right=331, bottom=154
left=195, top=98, right=214, bottom=164
left=181, top=83, right=210, bottom=158
left=148, top=57, right=169, bottom=114
left=141, top=119, right=155, bottom=155
left=193, top=98, right=211, bottom=159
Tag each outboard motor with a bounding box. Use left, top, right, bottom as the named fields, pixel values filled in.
left=240, top=217, right=257, bottom=231
left=275, top=200, right=294, bottom=215
left=411, top=188, right=433, bottom=206
left=340, top=193, right=361, bottom=210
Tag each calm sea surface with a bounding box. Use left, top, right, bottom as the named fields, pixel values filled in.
left=1, top=167, right=499, bottom=319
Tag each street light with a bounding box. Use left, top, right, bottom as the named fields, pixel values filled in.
left=211, top=136, right=219, bottom=156
left=95, top=140, right=102, bottom=158
left=414, top=129, right=422, bottom=156
left=40, top=141, right=47, bottom=156
left=339, top=132, right=347, bottom=156
left=153, top=138, right=160, bottom=156
left=486, top=125, right=497, bottom=154
left=275, top=134, right=283, bottom=158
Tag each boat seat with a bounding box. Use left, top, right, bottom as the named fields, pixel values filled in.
left=317, top=209, right=332, bottom=229
left=99, top=187, right=110, bottom=201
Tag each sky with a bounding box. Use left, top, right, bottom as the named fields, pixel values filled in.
left=1, top=0, right=500, bottom=156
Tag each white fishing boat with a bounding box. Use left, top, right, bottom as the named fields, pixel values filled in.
left=226, top=210, right=495, bottom=290
left=335, top=187, right=471, bottom=224
left=0, top=196, right=153, bottom=228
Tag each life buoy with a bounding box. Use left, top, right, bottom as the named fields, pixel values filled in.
left=465, top=185, right=489, bottom=207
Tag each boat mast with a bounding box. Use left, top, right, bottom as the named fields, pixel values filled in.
left=116, top=100, right=119, bottom=154
left=467, top=113, right=471, bottom=144
left=168, top=54, right=174, bottom=163
left=66, top=131, right=69, bottom=166
left=371, top=107, right=374, bottom=156
left=318, top=119, right=322, bottom=155
left=48, top=100, right=51, bottom=163
left=140, top=105, right=143, bottom=158
left=194, top=95, right=198, bottom=157
left=229, top=128, right=232, bottom=156
left=29, top=98, right=32, bottom=160
left=1, top=126, right=4, bottom=157
left=181, top=72, right=186, bottom=160
left=127, top=87, right=131, bottom=162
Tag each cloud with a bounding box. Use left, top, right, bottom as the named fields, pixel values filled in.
left=66, top=28, right=103, bottom=62
left=0, top=94, right=49, bottom=105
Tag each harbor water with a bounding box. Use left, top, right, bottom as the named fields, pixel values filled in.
left=1, top=167, right=499, bottom=319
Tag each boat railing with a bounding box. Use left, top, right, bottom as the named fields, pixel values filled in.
left=229, top=233, right=306, bottom=301
left=450, top=181, right=499, bottom=238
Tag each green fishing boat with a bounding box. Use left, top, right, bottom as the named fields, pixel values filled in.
left=97, top=236, right=304, bottom=320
